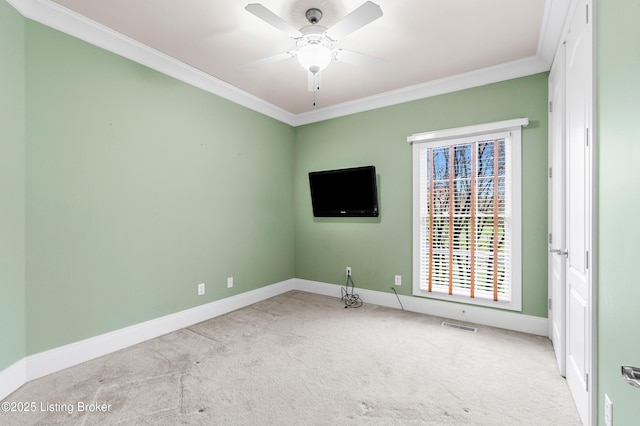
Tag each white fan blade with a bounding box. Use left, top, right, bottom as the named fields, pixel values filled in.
left=241, top=51, right=296, bottom=69
left=308, top=71, right=321, bottom=92
left=324, top=1, right=383, bottom=41
left=334, top=49, right=388, bottom=72
left=245, top=4, right=303, bottom=39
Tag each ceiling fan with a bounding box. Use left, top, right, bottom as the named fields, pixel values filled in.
left=243, top=1, right=387, bottom=93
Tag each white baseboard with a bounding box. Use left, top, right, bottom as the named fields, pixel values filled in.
left=1, top=279, right=295, bottom=401
left=24, top=279, right=296, bottom=382
left=0, top=358, right=26, bottom=402
left=2, top=277, right=547, bottom=401
left=293, top=279, right=549, bottom=336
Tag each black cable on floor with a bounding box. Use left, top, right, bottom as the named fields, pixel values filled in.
left=342, top=275, right=362, bottom=308
left=391, top=287, right=404, bottom=311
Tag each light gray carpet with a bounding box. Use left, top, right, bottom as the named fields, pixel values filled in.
left=1, top=291, right=580, bottom=425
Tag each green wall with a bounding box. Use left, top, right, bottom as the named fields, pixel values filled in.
left=596, top=0, right=640, bottom=424
left=24, top=21, right=295, bottom=354
left=3, top=0, right=549, bottom=372
left=0, top=1, right=26, bottom=371
left=9, top=1, right=640, bottom=421
left=294, top=73, right=549, bottom=317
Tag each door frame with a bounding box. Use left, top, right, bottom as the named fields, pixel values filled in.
left=548, top=41, right=567, bottom=377
left=549, top=0, right=597, bottom=423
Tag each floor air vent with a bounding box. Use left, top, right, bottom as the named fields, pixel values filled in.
left=441, top=321, right=477, bottom=333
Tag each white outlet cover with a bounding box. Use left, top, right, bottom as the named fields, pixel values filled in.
left=395, top=275, right=402, bottom=286
left=227, top=277, right=233, bottom=288
left=198, top=283, right=205, bottom=296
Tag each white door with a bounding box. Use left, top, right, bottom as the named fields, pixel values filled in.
left=548, top=42, right=566, bottom=377
left=564, top=0, right=592, bottom=423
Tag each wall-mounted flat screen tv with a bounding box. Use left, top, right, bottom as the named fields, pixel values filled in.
left=308, top=165, right=379, bottom=217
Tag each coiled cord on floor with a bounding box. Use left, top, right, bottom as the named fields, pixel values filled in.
left=341, top=275, right=362, bottom=308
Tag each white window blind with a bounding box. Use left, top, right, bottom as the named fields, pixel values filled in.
left=409, top=119, right=525, bottom=311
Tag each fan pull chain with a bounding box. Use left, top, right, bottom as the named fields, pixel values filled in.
left=312, top=81, right=320, bottom=107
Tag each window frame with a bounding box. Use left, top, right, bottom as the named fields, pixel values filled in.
left=408, top=119, right=527, bottom=311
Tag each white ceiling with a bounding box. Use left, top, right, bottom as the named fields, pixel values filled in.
left=10, top=0, right=570, bottom=125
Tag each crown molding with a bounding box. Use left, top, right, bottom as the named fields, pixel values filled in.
left=7, top=0, right=298, bottom=125
left=292, top=56, right=548, bottom=126
left=536, top=0, right=572, bottom=66
left=8, top=0, right=565, bottom=127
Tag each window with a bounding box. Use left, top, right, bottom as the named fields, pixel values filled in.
left=408, top=119, right=526, bottom=311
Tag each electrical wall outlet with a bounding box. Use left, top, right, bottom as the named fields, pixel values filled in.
left=346, top=267, right=352, bottom=277
left=197, top=282, right=205, bottom=296
left=395, top=275, right=402, bottom=286
left=604, top=393, right=612, bottom=426
left=227, top=277, right=233, bottom=288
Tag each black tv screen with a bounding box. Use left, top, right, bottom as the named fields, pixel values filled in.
left=308, top=166, right=379, bottom=217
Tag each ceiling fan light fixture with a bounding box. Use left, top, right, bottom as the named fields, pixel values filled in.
left=296, top=42, right=332, bottom=73
left=244, top=2, right=386, bottom=89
